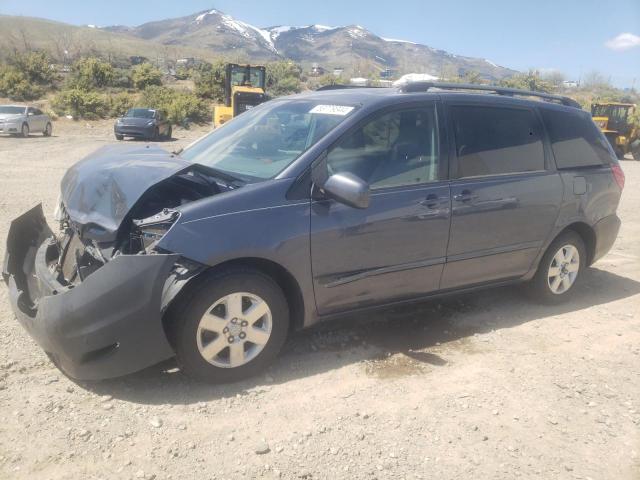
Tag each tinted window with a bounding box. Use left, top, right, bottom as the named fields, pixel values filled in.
left=541, top=108, right=614, bottom=168
left=326, top=107, right=439, bottom=189
left=32, top=108, right=43, bottom=115
left=452, top=106, right=544, bottom=178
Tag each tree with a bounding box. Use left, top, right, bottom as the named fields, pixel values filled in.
left=193, top=61, right=226, bottom=101
left=542, top=70, right=566, bottom=89
left=71, top=57, right=115, bottom=90
left=0, top=64, right=43, bottom=100
left=500, top=69, right=555, bottom=93
left=582, top=70, right=610, bottom=89
left=140, top=86, right=209, bottom=125
left=9, top=51, right=57, bottom=85
left=317, top=73, right=346, bottom=87
left=131, top=62, right=163, bottom=90
left=266, top=61, right=303, bottom=97
left=51, top=88, right=109, bottom=119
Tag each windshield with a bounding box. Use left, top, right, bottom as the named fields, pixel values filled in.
left=125, top=108, right=155, bottom=119
left=180, top=100, right=356, bottom=181
left=0, top=106, right=25, bottom=115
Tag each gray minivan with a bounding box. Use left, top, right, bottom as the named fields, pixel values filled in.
left=3, top=83, right=624, bottom=382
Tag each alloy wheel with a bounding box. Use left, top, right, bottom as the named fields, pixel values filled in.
left=547, top=244, right=580, bottom=294
left=196, top=292, right=272, bottom=368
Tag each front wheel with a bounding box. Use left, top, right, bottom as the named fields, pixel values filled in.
left=169, top=268, right=289, bottom=383
left=43, top=122, right=52, bottom=137
left=21, top=123, right=29, bottom=138
left=526, top=231, right=586, bottom=304
left=165, top=125, right=172, bottom=140
left=115, top=134, right=124, bottom=141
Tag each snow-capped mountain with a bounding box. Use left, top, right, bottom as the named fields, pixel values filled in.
left=103, top=9, right=516, bottom=80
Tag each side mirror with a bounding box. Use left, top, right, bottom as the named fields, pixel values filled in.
left=322, top=172, right=370, bottom=209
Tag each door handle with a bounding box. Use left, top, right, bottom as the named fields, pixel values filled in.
left=420, top=193, right=441, bottom=209
left=453, top=190, right=477, bottom=203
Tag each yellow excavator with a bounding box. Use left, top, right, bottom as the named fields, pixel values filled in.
left=213, top=64, right=267, bottom=127
left=591, top=102, right=639, bottom=160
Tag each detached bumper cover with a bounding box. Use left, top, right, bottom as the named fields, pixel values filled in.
left=3, top=205, right=178, bottom=380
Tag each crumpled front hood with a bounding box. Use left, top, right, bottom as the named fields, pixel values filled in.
left=60, top=144, right=191, bottom=241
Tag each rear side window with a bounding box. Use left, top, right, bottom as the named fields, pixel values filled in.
left=452, top=105, right=545, bottom=178
left=541, top=108, right=614, bottom=168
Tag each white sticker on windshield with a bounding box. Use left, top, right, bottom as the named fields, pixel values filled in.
left=309, top=105, right=354, bottom=116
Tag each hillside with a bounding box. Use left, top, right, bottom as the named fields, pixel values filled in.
left=0, top=10, right=517, bottom=80
left=0, top=15, right=219, bottom=66
left=105, top=9, right=517, bottom=80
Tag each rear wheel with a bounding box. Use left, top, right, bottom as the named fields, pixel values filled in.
left=21, top=123, right=29, bottom=138
left=169, top=268, right=289, bottom=383
left=151, top=128, right=159, bottom=141
left=526, top=231, right=586, bottom=304
left=43, top=123, right=52, bottom=137
left=165, top=125, right=172, bottom=140
left=115, top=134, right=124, bottom=140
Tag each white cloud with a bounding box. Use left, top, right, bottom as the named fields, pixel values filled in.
left=605, top=32, right=640, bottom=51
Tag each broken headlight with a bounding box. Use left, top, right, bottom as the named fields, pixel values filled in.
left=132, top=208, right=179, bottom=252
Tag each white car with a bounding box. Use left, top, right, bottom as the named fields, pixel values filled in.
left=0, top=105, right=52, bottom=137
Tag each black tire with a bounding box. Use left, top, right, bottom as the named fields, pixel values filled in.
left=168, top=267, right=289, bottom=383
left=614, top=146, right=624, bottom=160
left=526, top=230, right=586, bottom=304
left=151, top=128, right=159, bottom=141
left=43, top=122, right=52, bottom=137
left=165, top=126, right=172, bottom=140
left=21, top=123, right=29, bottom=138
left=115, top=134, right=124, bottom=141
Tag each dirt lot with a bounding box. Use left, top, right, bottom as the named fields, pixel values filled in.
left=0, top=120, right=638, bottom=480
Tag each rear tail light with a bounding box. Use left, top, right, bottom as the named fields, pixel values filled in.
left=611, top=163, right=625, bottom=190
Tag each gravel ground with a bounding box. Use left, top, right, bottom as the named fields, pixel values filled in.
left=0, top=120, right=638, bottom=480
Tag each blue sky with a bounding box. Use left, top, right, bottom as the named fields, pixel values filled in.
left=1, top=0, right=638, bottom=87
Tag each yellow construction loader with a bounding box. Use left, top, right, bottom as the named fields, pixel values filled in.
left=591, top=102, right=639, bottom=160
left=213, top=64, right=267, bottom=127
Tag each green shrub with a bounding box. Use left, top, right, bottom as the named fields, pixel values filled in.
left=174, top=66, right=192, bottom=80
left=109, top=92, right=136, bottom=117
left=132, top=63, right=163, bottom=90
left=70, top=57, right=115, bottom=90
left=51, top=88, right=109, bottom=119
left=0, top=65, right=43, bottom=100
left=266, top=61, right=303, bottom=96
left=193, top=61, right=225, bottom=101
left=112, top=68, right=133, bottom=88
left=139, top=85, right=209, bottom=124
left=500, top=70, right=555, bottom=93
left=9, top=51, right=58, bottom=86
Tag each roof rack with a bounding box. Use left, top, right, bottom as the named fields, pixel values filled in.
left=316, top=84, right=384, bottom=91
left=399, top=81, right=581, bottom=108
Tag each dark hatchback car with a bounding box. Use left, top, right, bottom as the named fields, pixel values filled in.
left=4, top=83, right=624, bottom=383
left=114, top=108, right=172, bottom=141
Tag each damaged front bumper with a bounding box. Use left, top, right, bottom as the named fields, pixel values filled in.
left=2, top=205, right=182, bottom=380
